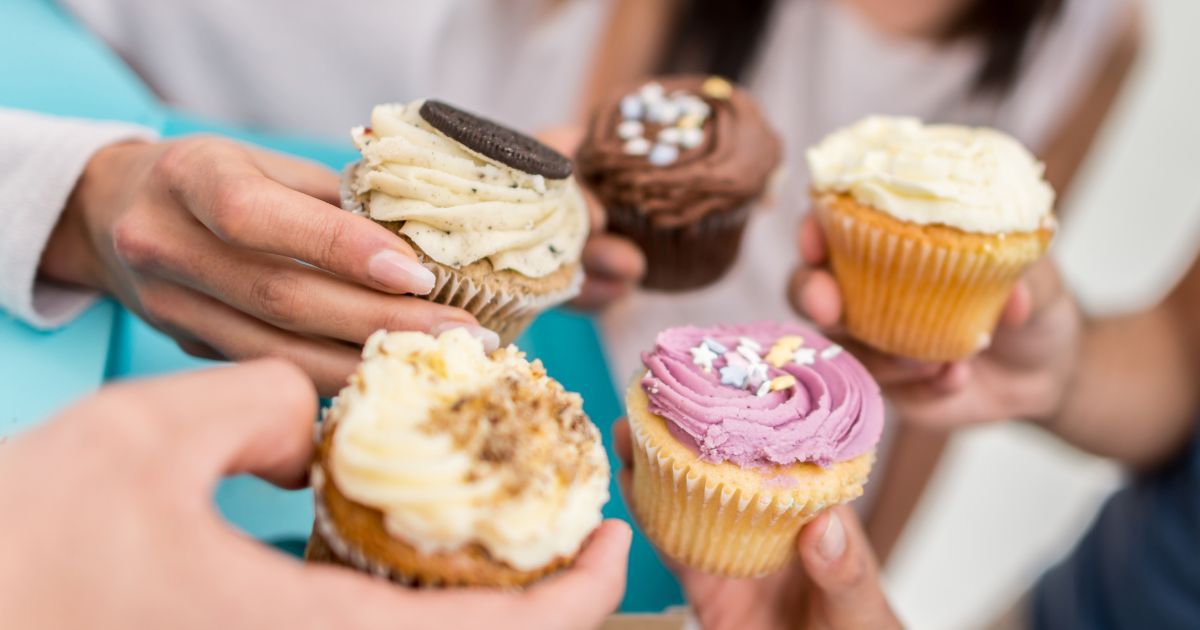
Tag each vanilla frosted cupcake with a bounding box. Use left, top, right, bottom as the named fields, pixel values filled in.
left=807, top=116, right=1056, bottom=361
left=627, top=322, right=883, bottom=578
left=306, top=329, right=610, bottom=587
left=344, top=101, right=589, bottom=344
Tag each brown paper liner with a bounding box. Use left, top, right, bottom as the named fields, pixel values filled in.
left=814, top=192, right=1053, bottom=361
left=626, top=380, right=874, bottom=578
left=304, top=416, right=573, bottom=589
left=607, top=204, right=750, bottom=292
left=341, top=162, right=582, bottom=345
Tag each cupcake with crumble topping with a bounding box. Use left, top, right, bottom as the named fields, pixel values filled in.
left=626, top=322, right=882, bottom=578
left=305, top=328, right=610, bottom=587
left=344, top=100, right=589, bottom=344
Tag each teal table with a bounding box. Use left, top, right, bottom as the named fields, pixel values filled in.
left=0, top=0, right=682, bottom=611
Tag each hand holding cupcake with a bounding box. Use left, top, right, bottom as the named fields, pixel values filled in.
left=624, top=321, right=883, bottom=577
left=804, top=116, right=1056, bottom=361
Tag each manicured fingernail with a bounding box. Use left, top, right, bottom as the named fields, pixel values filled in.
left=818, top=512, right=846, bottom=561
left=431, top=323, right=500, bottom=352
left=368, top=250, right=435, bottom=295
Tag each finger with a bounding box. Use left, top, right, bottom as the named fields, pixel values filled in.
left=173, top=143, right=435, bottom=295
left=139, top=281, right=361, bottom=395
left=798, top=214, right=828, bottom=265
left=999, top=279, right=1032, bottom=328
left=583, top=234, right=645, bottom=282
left=154, top=228, right=480, bottom=345
left=789, top=268, right=842, bottom=328
left=176, top=339, right=225, bottom=361
left=523, top=520, right=632, bottom=629
left=858, top=353, right=945, bottom=386
left=245, top=145, right=341, bottom=205
left=97, top=359, right=317, bottom=493
left=797, top=506, right=901, bottom=629
left=612, top=417, right=633, bottom=465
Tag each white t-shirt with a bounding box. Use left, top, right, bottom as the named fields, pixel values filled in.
left=3, top=0, right=1127, bottom=350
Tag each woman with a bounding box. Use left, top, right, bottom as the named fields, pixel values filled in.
left=0, top=0, right=1138, bottom=612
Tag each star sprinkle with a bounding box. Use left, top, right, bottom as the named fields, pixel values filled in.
left=755, top=381, right=772, bottom=397
left=746, top=362, right=769, bottom=390
left=719, top=364, right=749, bottom=388
left=690, top=343, right=719, bottom=373
left=819, top=344, right=843, bottom=360
left=702, top=337, right=728, bottom=354
left=793, top=348, right=817, bottom=366
left=765, top=335, right=805, bottom=367
left=737, top=336, right=763, bottom=352
left=737, top=345, right=763, bottom=365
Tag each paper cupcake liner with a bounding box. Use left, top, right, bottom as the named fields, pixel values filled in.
left=305, top=415, right=570, bottom=588
left=814, top=194, right=1050, bottom=361
left=341, top=162, right=582, bottom=345
left=627, top=387, right=873, bottom=578
left=606, top=204, right=750, bottom=292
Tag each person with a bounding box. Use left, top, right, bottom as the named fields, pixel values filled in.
left=704, top=204, right=1196, bottom=628
left=0, top=0, right=1142, bottom=614
left=0, top=360, right=633, bottom=630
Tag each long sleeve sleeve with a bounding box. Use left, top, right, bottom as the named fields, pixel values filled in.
left=0, top=107, right=156, bottom=329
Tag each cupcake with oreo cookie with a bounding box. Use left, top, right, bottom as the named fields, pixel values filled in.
left=305, top=328, right=610, bottom=587
left=576, top=76, right=782, bottom=291
left=344, top=100, right=589, bottom=344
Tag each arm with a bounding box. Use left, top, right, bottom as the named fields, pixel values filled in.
left=1039, top=1, right=1143, bottom=199
left=1044, top=252, right=1200, bottom=468
left=0, top=108, right=155, bottom=328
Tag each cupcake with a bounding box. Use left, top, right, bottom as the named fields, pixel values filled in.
left=306, top=328, right=610, bottom=587
left=344, top=100, right=589, bottom=344
left=576, top=75, right=782, bottom=291
left=626, top=322, right=883, bottom=578
left=807, top=116, right=1056, bottom=361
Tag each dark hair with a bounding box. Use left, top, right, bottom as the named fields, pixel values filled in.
left=660, top=0, right=1064, bottom=94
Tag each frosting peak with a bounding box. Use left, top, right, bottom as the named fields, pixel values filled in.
left=640, top=322, right=883, bottom=467
left=351, top=101, right=588, bottom=277
left=328, top=329, right=609, bottom=570
left=807, top=116, right=1055, bottom=234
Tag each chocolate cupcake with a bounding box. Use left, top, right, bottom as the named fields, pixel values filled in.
left=576, top=76, right=782, bottom=291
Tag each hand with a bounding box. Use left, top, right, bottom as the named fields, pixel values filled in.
left=0, top=361, right=632, bottom=630
left=41, top=137, right=491, bottom=395
left=537, top=127, right=645, bottom=310
left=788, top=215, right=1083, bottom=428
left=612, top=419, right=901, bottom=630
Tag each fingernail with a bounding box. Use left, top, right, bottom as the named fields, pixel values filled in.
left=368, top=250, right=436, bottom=295
left=818, top=512, right=846, bottom=561
left=431, top=322, right=501, bottom=352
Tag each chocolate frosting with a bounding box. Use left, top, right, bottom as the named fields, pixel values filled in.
left=576, top=75, right=782, bottom=229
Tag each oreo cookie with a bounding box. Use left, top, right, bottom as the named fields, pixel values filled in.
left=419, top=100, right=573, bottom=179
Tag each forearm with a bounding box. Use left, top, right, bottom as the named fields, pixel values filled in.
left=1049, top=302, right=1199, bottom=469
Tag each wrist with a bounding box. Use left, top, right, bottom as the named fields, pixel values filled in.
left=39, top=140, right=149, bottom=291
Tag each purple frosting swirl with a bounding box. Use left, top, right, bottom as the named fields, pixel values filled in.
left=641, top=322, right=884, bottom=468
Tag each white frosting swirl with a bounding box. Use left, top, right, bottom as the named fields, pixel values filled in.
left=327, top=329, right=609, bottom=570
left=807, top=116, right=1055, bottom=234
left=352, top=101, right=588, bottom=277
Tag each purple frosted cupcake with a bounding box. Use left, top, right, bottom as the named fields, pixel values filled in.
left=625, top=321, right=883, bottom=577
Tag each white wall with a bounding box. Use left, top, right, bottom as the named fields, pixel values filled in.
left=885, top=1, right=1200, bottom=627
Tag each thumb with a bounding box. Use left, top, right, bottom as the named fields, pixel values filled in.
left=797, top=506, right=902, bottom=630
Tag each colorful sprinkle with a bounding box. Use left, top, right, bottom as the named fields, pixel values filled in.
left=765, top=335, right=806, bottom=367
left=702, top=337, right=728, bottom=354
left=690, top=343, right=719, bottom=372
left=623, top=137, right=651, bottom=156
left=647, top=101, right=682, bottom=125
left=722, top=351, right=748, bottom=368
left=719, top=364, right=749, bottom=388
left=819, top=344, right=844, bottom=360
left=736, top=345, right=762, bottom=365
left=701, top=76, right=733, bottom=99
left=769, top=374, right=797, bottom=391
left=647, top=143, right=680, bottom=166
left=793, top=348, right=817, bottom=366
left=617, top=120, right=644, bottom=140
left=747, top=363, right=769, bottom=389
left=737, top=336, right=763, bottom=352
left=619, top=95, right=644, bottom=120
left=679, top=127, right=705, bottom=149
left=755, top=381, right=772, bottom=397
left=639, top=82, right=666, bottom=102
left=657, top=127, right=683, bottom=145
